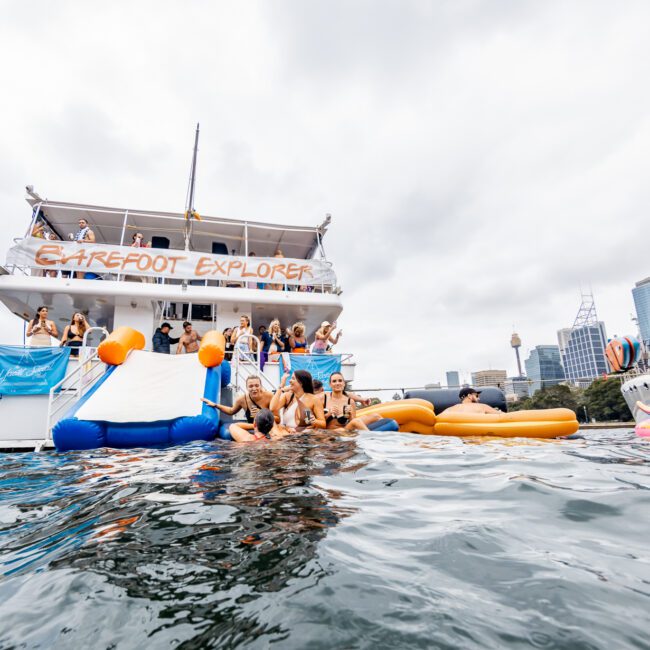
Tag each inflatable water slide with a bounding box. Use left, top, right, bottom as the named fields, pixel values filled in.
left=53, top=327, right=231, bottom=451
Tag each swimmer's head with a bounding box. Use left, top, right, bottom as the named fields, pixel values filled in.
left=255, top=409, right=275, bottom=437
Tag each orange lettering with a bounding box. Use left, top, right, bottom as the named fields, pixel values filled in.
left=104, top=251, right=123, bottom=269
left=195, top=257, right=212, bottom=276
left=167, top=256, right=185, bottom=274
left=152, top=255, right=167, bottom=273
left=35, top=244, right=62, bottom=267
left=136, top=254, right=152, bottom=271
left=257, top=262, right=271, bottom=278
left=227, top=260, right=243, bottom=275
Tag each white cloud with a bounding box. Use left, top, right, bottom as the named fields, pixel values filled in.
left=0, top=0, right=648, bottom=389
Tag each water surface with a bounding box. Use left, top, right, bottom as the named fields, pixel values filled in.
left=1, top=429, right=649, bottom=649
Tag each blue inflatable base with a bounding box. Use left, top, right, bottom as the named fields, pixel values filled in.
left=367, top=418, right=399, bottom=432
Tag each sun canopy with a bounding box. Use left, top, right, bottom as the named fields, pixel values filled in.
left=26, top=195, right=330, bottom=260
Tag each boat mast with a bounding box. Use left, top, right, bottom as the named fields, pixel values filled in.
left=183, top=123, right=200, bottom=251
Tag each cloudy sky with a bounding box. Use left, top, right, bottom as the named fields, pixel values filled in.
left=1, top=1, right=649, bottom=389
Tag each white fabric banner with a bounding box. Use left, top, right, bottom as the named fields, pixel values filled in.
left=7, top=237, right=336, bottom=286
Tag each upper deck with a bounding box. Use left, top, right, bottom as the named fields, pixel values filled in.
left=0, top=190, right=343, bottom=338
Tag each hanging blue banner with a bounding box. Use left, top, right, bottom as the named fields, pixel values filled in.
left=279, top=354, right=342, bottom=391
left=0, top=346, right=71, bottom=395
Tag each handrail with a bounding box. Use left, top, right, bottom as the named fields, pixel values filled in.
left=232, top=334, right=277, bottom=393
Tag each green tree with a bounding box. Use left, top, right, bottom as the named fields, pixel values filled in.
left=509, top=384, right=581, bottom=414
left=582, top=378, right=631, bottom=422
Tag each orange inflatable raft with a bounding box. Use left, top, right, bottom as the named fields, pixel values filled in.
left=358, top=401, right=578, bottom=438
left=434, top=408, right=578, bottom=439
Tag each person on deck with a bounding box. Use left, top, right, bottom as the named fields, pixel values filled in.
left=312, top=321, right=342, bottom=354
left=26, top=306, right=59, bottom=347
left=202, top=375, right=273, bottom=431
left=445, top=387, right=501, bottom=414
left=270, top=370, right=326, bottom=430
left=152, top=322, right=180, bottom=354
left=261, top=319, right=285, bottom=366
left=288, top=322, right=308, bottom=353
left=71, top=219, right=96, bottom=279
left=231, top=316, right=254, bottom=357
left=223, top=327, right=234, bottom=360
left=59, top=312, right=88, bottom=356
left=228, top=408, right=294, bottom=442
left=176, top=321, right=202, bottom=354
left=130, top=232, right=151, bottom=248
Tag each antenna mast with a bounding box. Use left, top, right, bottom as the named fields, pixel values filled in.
left=183, top=123, right=201, bottom=251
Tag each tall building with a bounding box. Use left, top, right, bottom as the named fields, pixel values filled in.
left=557, top=292, right=608, bottom=386
left=471, top=369, right=507, bottom=389
left=524, top=345, right=565, bottom=394
left=632, top=277, right=650, bottom=349
left=445, top=371, right=460, bottom=388
left=510, top=332, right=523, bottom=376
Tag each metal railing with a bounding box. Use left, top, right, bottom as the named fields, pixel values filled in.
left=231, top=334, right=278, bottom=394
left=39, top=327, right=108, bottom=451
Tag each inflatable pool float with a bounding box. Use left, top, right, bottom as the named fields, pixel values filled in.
left=357, top=399, right=436, bottom=435
left=358, top=401, right=578, bottom=438
left=433, top=408, right=578, bottom=438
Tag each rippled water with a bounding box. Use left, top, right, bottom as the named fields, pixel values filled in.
left=1, top=429, right=649, bottom=649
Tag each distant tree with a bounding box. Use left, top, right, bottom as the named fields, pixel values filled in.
left=368, top=397, right=382, bottom=406
left=509, top=384, right=581, bottom=414
left=582, top=378, right=631, bottom=422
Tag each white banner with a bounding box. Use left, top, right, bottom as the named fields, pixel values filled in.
left=6, top=238, right=337, bottom=286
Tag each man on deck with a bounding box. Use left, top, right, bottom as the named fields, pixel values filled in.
left=152, top=322, right=180, bottom=354
left=176, top=321, right=202, bottom=354
left=445, top=387, right=501, bottom=414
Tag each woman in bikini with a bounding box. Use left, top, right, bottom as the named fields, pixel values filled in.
left=289, top=322, right=308, bottom=353
left=59, top=312, right=89, bottom=356
left=229, top=409, right=293, bottom=443
left=322, top=372, right=372, bottom=431
left=270, top=370, right=326, bottom=430
left=26, top=306, right=59, bottom=347
left=202, top=376, right=273, bottom=431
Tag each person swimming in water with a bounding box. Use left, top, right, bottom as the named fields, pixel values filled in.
left=270, top=370, right=326, bottom=430
left=202, top=376, right=273, bottom=430
left=444, top=387, right=501, bottom=414
left=322, top=371, right=372, bottom=431
left=228, top=408, right=293, bottom=442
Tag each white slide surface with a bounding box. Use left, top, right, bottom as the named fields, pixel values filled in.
left=76, top=350, right=206, bottom=423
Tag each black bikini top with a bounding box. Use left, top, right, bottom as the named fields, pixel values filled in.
left=324, top=394, right=352, bottom=425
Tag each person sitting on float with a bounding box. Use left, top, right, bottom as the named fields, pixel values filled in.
left=228, top=408, right=294, bottom=443
left=289, top=322, right=308, bottom=353
left=202, top=375, right=273, bottom=431
left=445, top=387, right=500, bottom=414
left=311, top=321, right=342, bottom=354
left=27, top=306, right=59, bottom=347
left=270, top=370, right=326, bottom=430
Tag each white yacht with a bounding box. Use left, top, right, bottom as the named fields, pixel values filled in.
left=0, top=186, right=355, bottom=450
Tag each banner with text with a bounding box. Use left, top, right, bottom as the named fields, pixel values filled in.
left=0, top=346, right=71, bottom=395
left=7, top=238, right=337, bottom=286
